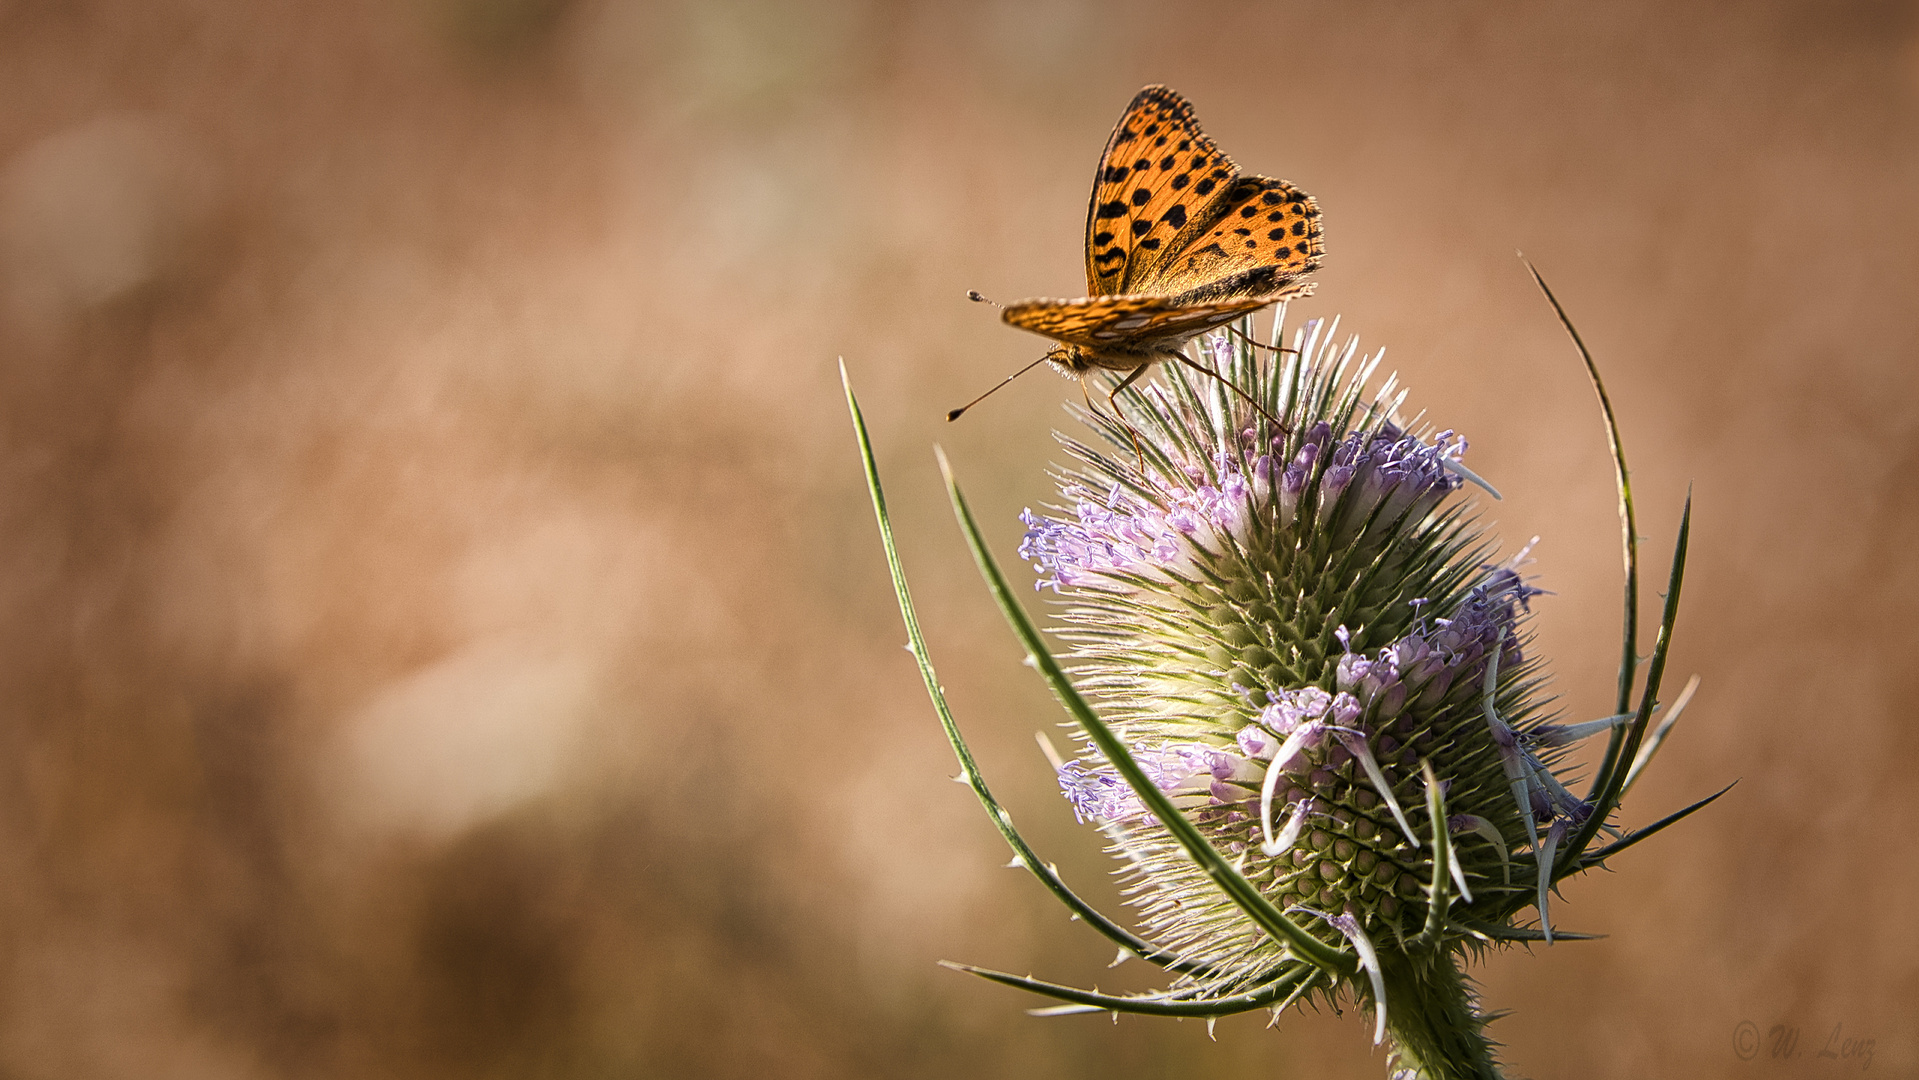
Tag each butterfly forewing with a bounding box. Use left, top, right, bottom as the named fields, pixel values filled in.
left=1004, top=294, right=1273, bottom=352
left=1083, top=87, right=1243, bottom=297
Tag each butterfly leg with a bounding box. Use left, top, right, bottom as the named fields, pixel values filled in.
left=1082, top=370, right=1150, bottom=471
left=1108, top=361, right=1153, bottom=402
left=1110, top=365, right=1158, bottom=470
left=1164, top=350, right=1291, bottom=437
left=1226, top=324, right=1299, bottom=359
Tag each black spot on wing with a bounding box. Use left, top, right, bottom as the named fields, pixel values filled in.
left=1096, top=200, right=1127, bottom=219
left=1160, top=204, right=1187, bottom=229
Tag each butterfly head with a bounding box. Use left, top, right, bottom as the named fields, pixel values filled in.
left=1043, top=343, right=1094, bottom=376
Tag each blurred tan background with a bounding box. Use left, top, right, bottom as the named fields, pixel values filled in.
left=0, top=1, right=1912, bottom=1077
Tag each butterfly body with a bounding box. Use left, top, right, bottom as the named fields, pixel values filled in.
left=1008, top=291, right=1289, bottom=378
left=1003, top=85, right=1324, bottom=385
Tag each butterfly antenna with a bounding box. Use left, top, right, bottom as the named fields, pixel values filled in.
left=947, top=354, right=1052, bottom=422
left=966, top=290, right=1002, bottom=309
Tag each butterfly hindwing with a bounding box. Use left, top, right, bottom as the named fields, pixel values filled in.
left=1004, top=294, right=1273, bottom=351
left=1140, top=176, right=1324, bottom=298
left=1083, top=86, right=1242, bottom=298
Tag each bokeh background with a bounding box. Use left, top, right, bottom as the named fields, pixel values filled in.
left=0, top=1, right=1913, bottom=1077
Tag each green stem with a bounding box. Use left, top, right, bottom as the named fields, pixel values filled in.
left=1380, top=952, right=1504, bottom=1080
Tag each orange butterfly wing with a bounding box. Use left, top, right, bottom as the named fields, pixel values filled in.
left=1083, top=86, right=1239, bottom=297
left=1081, top=86, right=1323, bottom=303
left=1145, top=177, right=1322, bottom=302
left=1003, top=294, right=1275, bottom=351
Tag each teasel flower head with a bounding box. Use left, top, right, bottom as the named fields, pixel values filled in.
left=845, top=281, right=1711, bottom=1080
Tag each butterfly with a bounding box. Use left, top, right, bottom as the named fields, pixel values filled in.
left=952, top=85, right=1323, bottom=422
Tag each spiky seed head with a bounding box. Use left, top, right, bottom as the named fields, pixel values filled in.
left=1022, top=320, right=1572, bottom=1004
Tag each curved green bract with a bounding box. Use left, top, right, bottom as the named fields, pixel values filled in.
left=1457, top=920, right=1604, bottom=943
left=1527, top=266, right=1699, bottom=873
left=1582, top=780, right=1737, bottom=868
left=1527, top=264, right=1639, bottom=722
left=1565, top=495, right=1691, bottom=872
left=937, top=449, right=1357, bottom=978
left=842, top=364, right=1216, bottom=976
left=940, top=960, right=1318, bottom=1018
left=1415, top=761, right=1454, bottom=950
